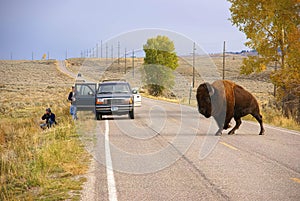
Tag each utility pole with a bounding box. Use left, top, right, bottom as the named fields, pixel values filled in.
left=32, top=52, right=34, bottom=60
left=125, top=48, right=127, bottom=74
left=111, top=45, right=114, bottom=62
left=48, top=51, right=49, bottom=60
left=222, top=41, right=226, bottom=80
left=118, top=41, right=120, bottom=64
left=96, top=43, right=99, bottom=58
left=132, top=49, right=135, bottom=78
left=65, top=49, right=68, bottom=60
left=189, top=83, right=192, bottom=105
left=10, top=52, right=13, bottom=60
left=106, top=44, right=108, bottom=65
left=101, top=40, right=103, bottom=58
left=192, top=42, right=196, bottom=88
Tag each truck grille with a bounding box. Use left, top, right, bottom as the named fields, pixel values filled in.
left=106, top=99, right=126, bottom=105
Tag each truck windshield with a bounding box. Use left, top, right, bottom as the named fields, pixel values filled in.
left=98, top=83, right=130, bottom=94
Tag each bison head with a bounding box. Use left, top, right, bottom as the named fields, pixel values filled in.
left=196, top=83, right=215, bottom=118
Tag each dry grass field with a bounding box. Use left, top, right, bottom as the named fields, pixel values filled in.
left=66, top=55, right=274, bottom=104
left=1, top=56, right=297, bottom=199
left=0, top=60, right=90, bottom=200
left=67, top=54, right=299, bottom=131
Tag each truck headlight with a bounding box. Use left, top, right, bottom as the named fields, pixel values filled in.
left=123, top=98, right=133, bottom=104
left=96, top=98, right=105, bottom=104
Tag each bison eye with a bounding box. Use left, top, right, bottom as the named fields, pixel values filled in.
left=206, top=97, right=210, bottom=102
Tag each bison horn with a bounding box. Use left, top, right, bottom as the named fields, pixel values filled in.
left=206, top=83, right=215, bottom=96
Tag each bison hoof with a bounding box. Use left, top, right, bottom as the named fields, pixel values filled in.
left=228, top=130, right=236, bottom=135
left=259, top=129, right=265, bottom=135
left=215, top=132, right=222, bottom=136
left=223, top=124, right=232, bottom=130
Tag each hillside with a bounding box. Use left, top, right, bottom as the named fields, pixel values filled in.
left=66, top=54, right=275, bottom=106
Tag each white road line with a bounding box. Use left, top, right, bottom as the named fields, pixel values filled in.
left=245, top=121, right=300, bottom=136
left=105, top=120, right=118, bottom=201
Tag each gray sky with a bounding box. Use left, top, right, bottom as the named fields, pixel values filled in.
left=0, top=0, right=249, bottom=60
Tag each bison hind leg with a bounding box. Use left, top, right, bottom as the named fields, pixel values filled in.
left=228, top=117, right=242, bottom=135
left=251, top=113, right=265, bottom=135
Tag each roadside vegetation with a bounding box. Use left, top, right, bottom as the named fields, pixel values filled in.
left=228, top=0, right=300, bottom=123
left=0, top=60, right=90, bottom=200
left=142, top=35, right=178, bottom=96
left=142, top=89, right=300, bottom=132
left=66, top=51, right=300, bottom=132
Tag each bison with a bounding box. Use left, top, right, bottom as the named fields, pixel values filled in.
left=196, top=80, right=265, bottom=136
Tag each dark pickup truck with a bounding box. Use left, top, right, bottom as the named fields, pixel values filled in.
left=75, top=80, right=135, bottom=120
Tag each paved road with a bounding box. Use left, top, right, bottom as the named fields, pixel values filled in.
left=56, top=61, right=300, bottom=200
left=79, top=98, right=300, bottom=201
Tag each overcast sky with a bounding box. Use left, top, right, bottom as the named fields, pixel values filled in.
left=0, top=0, right=249, bottom=60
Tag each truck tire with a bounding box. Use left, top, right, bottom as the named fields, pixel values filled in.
left=129, top=109, right=134, bottom=119
left=96, top=112, right=102, bottom=120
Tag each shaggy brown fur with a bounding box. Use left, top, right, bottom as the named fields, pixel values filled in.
left=196, top=80, right=265, bottom=135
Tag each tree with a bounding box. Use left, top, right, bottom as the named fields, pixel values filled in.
left=228, top=0, right=300, bottom=122
left=142, top=35, right=178, bottom=96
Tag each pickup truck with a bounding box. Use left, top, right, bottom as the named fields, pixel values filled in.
left=75, top=80, right=135, bottom=120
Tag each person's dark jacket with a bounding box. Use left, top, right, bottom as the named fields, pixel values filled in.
left=41, top=113, right=56, bottom=124
left=68, top=92, right=75, bottom=104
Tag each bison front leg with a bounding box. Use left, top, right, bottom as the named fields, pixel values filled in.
left=228, top=117, right=242, bottom=135
left=214, top=116, right=225, bottom=136
left=214, top=128, right=223, bottom=136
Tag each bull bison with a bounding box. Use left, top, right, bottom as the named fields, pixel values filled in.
left=196, top=80, right=265, bottom=135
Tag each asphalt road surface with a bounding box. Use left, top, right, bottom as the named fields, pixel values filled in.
left=79, top=97, right=300, bottom=201
left=56, top=61, right=299, bottom=201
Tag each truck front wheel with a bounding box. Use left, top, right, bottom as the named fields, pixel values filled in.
left=129, top=110, right=134, bottom=119
left=96, top=112, right=102, bottom=120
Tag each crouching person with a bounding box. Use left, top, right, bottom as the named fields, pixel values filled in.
left=40, top=108, right=57, bottom=129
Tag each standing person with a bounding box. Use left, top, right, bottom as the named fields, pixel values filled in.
left=40, top=108, right=56, bottom=129
left=68, top=86, right=78, bottom=120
